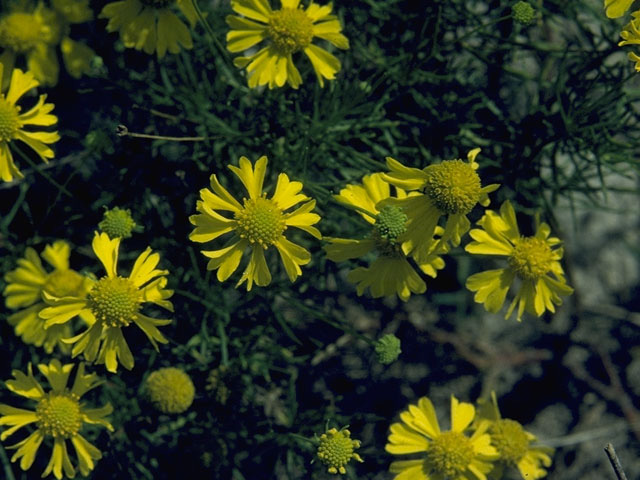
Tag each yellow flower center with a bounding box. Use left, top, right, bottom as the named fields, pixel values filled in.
left=145, top=367, right=195, bottom=414
left=234, top=196, right=286, bottom=247
left=267, top=7, right=314, bottom=55
left=316, top=428, right=361, bottom=474
left=88, top=276, right=141, bottom=327
left=0, top=96, right=20, bottom=142
left=426, top=431, right=474, bottom=477
left=424, top=160, right=482, bottom=215
left=0, top=12, right=42, bottom=52
left=490, top=419, right=530, bottom=465
left=36, top=392, right=82, bottom=438
left=43, top=269, right=86, bottom=298
left=508, top=236, right=553, bottom=281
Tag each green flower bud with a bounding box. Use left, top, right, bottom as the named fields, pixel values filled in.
left=99, top=207, right=137, bottom=239
left=316, top=427, right=363, bottom=475
left=512, top=1, right=536, bottom=26
left=374, top=334, right=402, bottom=365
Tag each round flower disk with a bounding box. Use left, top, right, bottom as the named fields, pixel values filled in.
left=144, top=367, right=195, bottom=414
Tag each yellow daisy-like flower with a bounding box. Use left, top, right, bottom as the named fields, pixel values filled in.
left=386, top=396, right=499, bottom=480
left=604, top=0, right=635, bottom=18
left=0, top=0, right=97, bottom=86
left=464, top=201, right=573, bottom=321
left=0, top=63, right=59, bottom=182
left=226, top=0, right=349, bottom=89
left=40, top=232, right=174, bottom=373
left=324, top=173, right=446, bottom=301
left=382, top=148, right=499, bottom=261
left=316, top=426, right=363, bottom=475
left=476, top=392, right=553, bottom=480
left=3, top=240, right=92, bottom=354
left=100, top=0, right=197, bottom=58
left=189, top=155, right=321, bottom=290
left=0, top=359, right=113, bottom=480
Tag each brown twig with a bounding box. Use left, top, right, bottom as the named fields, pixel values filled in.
left=428, top=327, right=552, bottom=370
left=604, top=443, right=628, bottom=480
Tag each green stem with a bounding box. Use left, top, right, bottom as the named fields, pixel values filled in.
left=0, top=442, right=16, bottom=480
left=288, top=433, right=315, bottom=445
left=116, top=124, right=212, bottom=142
left=191, top=0, right=235, bottom=69
left=453, top=15, right=511, bottom=44
left=11, top=143, right=73, bottom=198
left=279, top=292, right=373, bottom=344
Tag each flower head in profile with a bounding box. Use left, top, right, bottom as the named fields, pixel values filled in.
left=3, top=240, right=92, bottom=354
left=144, top=367, right=195, bottom=414
left=100, top=0, right=197, bottom=58
left=40, top=232, right=174, bottom=373
left=0, top=359, right=113, bottom=480
left=324, top=173, right=446, bottom=301
left=315, top=426, right=363, bottom=475
left=226, top=0, right=349, bottom=89
left=189, top=155, right=321, bottom=290
left=465, top=200, right=573, bottom=321
left=475, top=392, right=552, bottom=480
left=0, top=0, right=97, bottom=86
left=382, top=148, right=499, bottom=260
left=0, top=64, right=59, bottom=182
left=386, top=395, right=498, bottom=480
left=604, top=0, right=634, bottom=18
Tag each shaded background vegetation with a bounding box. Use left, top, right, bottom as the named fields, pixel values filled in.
left=1, top=0, right=640, bottom=478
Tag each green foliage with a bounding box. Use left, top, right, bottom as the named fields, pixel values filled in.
left=0, top=0, right=639, bottom=479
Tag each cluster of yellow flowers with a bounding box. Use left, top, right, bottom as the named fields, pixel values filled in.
left=0, top=1, right=593, bottom=477
left=0, top=210, right=201, bottom=477
left=386, top=393, right=553, bottom=480
left=188, top=153, right=573, bottom=321
left=99, top=0, right=349, bottom=87
left=5, top=230, right=174, bottom=372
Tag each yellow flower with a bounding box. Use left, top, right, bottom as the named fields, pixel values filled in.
left=0, top=0, right=97, bottom=86
left=189, top=155, right=321, bottom=290
left=0, top=63, right=59, bottom=182
left=316, top=426, right=363, bottom=475
left=386, top=396, right=499, bottom=480
left=382, top=148, right=499, bottom=261
left=604, top=0, right=635, bottom=18
left=476, top=392, right=553, bottom=480
left=226, top=0, right=349, bottom=89
left=40, top=232, right=174, bottom=373
left=3, top=240, right=92, bottom=354
left=465, top=200, right=573, bottom=321
left=0, top=359, right=113, bottom=480
left=618, top=11, right=640, bottom=71
left=144, top=367, right=195, bottom=414
left=324, top=173, right=446, bottom=301
left=100, top=0, right=197, bottom=58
